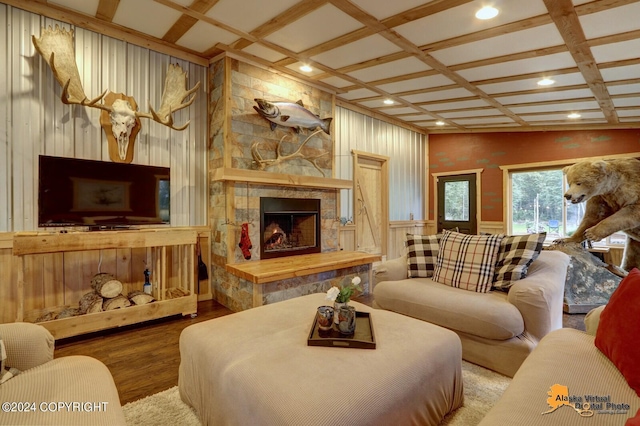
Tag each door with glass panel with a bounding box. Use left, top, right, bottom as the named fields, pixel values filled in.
left=437, top=174, right=477, bottom=234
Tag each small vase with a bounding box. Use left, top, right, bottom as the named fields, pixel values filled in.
left=333, top=301, right=348, bottom=324
left=316, top=306, right=334, bottom=331
left=337, top=305, right=356, bottom=335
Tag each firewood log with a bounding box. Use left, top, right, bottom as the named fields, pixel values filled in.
left=128, top=290, right=155, bottom=305
left=165, top=287, right=190, bottom=299
left=90, top=273, right=123, bottom=298
left=79, top=291, right=104, bottom=314
left=35, top=312, right=56, bottom=323
left=56, top=307, right=80, bottom=319
left=102, top=294, right=132, bottom=311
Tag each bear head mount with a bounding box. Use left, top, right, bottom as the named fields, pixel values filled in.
left=563, top=160, right=610, bottom=204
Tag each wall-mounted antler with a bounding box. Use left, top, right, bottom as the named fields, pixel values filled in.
left=32, top=25, right=201, bottom=163
left=251, top=129, right=329, bottom=176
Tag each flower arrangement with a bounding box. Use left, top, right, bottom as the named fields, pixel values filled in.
left=326, top=276, right=362, bottom=304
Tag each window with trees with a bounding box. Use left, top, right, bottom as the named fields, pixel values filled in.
left=510, top=168, right=625, bottom=246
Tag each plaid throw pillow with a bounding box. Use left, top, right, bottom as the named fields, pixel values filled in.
left=433, top=230, right=504, bottom=293
left=493, top=233, right=546, bottom=291
left=406, top=234, right=441, bottom=278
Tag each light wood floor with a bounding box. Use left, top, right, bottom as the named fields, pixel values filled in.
left=54, top=294, right=585, bottom=405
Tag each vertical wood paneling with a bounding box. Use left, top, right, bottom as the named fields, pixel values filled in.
left=0, top=6, right=207, bottom=232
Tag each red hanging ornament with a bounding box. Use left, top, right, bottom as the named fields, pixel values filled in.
left=239, top=222, right=252, bottom=260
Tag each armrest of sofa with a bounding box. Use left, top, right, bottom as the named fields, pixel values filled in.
left=0, top=322, right=54, bottom=371
left=584, top=305, right=606, bottom=336
left=373, top=255, right=408, bottom=286
left=507, top=250, right=570, bottom=343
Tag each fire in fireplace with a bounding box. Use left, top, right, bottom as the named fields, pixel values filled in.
left=260, top=197, right=321, bottom=259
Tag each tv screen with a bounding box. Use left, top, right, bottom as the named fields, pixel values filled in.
left=39, top=155, right=170, bottom=228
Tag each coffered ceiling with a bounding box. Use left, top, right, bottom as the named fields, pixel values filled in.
left=6, top=0, right=640, bottom=133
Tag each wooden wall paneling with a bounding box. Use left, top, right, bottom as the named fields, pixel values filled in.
left=0, top=246, right=17, bottom=323
left=42, top=252, right=64, bottom=309
left=338, top=225, right=356, bottom=252
left=116, top=248, right=132, bottom=296
left=23, top=254, right=42, bottom=314
left=63, top=251, right=84, bottom=307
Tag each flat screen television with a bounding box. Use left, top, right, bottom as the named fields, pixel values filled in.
left=38, top=155, right=170, bottom=228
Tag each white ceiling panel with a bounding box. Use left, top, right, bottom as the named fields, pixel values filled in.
left=607, top=84, right=640, bottom=96
left=601, top=64, right=640, bottom=82
left=459, top=52, right=577, bottom=82
left=319, top=76, right=353, bottom=88
left=264, top=4, right=363, bottom=53
left=509, top=101, right=600, bottom=114
left=358, top=99, right=393, bottom=108
left=176, top=21, right=238, bottom=53
left=241, top=44, right=288, bottom=63
left=347, top=57, right=431, bottom=82
left=376, top=74, right=454, bottom=94
left=401, top=88, right=475, bottom=104
left=430, top=24, right=564, bottom=67
left=207, top=0, right=301, bottom=33
left=48, top=0, right=99, bottom=16
left=349, top=0, right=435, bottom=20
left=403, top=114, right=437, bottom=121
left=620, top=116, right=640, bottom=122
left=496, top=89, right=595, bottom=105
left=338, top=88, right=379, bottom=100
left=378, top=107, right=421, bottom=115
left=311, top=35, right=401, bottom=69
left=478, top=73, right=587, bottom=94
left=617, top=109, right=640, bottom=117
left=393, top=0, right=549, bottom=47
left=521, top=111, right=605, bottom=121
left=613, top=97, right=640, bottom=108
left=591, top=39, right=640, bottom=64
left=439, top=109, right=502, bottom=118
left=580, top=3, right=640, bottom=40
left=112, top=0, right=181, bottom=39
left=427, top=99, right=490, bottom=111
left=451, top=116, right=514, bottom=125
left=285, top=62, right=326, bottom=77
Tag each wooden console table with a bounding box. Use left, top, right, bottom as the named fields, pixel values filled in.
left=12, top=228, right=198, bottom=339
left=226, top=251, right=381, bottom=308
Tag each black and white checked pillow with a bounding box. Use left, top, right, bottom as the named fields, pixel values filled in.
left=406, top=233, right=441, bottom=278
left=492, top=233, right=546, bottom=291
left=433, top=230, right=504, bottom=293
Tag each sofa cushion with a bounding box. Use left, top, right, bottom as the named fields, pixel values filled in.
left=434, top=230, right=504, bottom=293
left=406, top=233, right=440, bottom=278
left=595, top=268, right=640, bottom=397
left=493, top=232, right=546, bottom=291
left=373, top=278, right=524, bottom=340
left=0, top=337, right=21, bottom=384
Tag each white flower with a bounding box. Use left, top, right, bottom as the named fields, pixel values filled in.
left=326, top=286, right=340, bottom=302
left=351, top=276, right=361, bottom=286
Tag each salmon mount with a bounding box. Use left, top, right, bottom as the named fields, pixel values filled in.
left=32, top=25, right=201, bottom=163
left=251, top=99, right=332, bottom=176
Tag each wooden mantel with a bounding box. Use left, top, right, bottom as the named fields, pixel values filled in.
left=226, top=251, right=381, bottom=284
left=212, top=167, right=352, bottom=190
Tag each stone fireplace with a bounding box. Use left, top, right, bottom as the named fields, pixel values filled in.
left=260, top=197, right=321, bottom=259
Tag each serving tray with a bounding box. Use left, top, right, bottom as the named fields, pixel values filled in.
left=307, top=311, right=376, bottom=349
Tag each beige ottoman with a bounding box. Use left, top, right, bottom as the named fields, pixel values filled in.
left=179, top=293, right=463, bottom=425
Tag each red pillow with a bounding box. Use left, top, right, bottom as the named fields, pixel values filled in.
left=595, top=268, right=640, bottom=397
left=627, top=408, right=640, bottom=426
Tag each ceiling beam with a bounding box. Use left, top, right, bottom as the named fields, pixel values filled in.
left=96, top=0, right=120, bottom=22
left=543, top=0, right=618, bottom=123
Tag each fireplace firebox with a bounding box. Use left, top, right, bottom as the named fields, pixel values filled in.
left=260, top=197, right=321, bottom=259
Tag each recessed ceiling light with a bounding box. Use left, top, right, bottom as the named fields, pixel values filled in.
left=383, top=99, right=394, bottom=105
left=475, top=6, right=499, bottom=20
left=435, top=121, right=445, bottom=126
left=299, top=64, right=313, bottom=73
left=568, top=113, right=581, bottom=119
left=537, top=78, right=555, bottom=86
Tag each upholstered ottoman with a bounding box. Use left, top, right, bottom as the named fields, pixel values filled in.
left=179, top=293, right=463, bottom=425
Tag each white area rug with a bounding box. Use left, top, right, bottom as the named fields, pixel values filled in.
left=123, top=361, right=511, bottom=425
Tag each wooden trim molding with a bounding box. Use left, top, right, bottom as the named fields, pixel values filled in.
left=212, top=167, right=353, bottom=190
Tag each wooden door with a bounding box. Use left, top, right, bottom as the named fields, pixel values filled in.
left=352, top=151, right=389, bottom=256
left=437, top=174, right=477, bottom=234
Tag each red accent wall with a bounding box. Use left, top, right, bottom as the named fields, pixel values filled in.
left=428, top=129, right=640, bottom=222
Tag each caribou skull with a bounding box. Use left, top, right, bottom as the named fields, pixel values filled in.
left=32, top=25, right=201, bottom=163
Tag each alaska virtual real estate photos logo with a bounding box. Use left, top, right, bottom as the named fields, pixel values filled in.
left=543, top=384, right=631, bottom=418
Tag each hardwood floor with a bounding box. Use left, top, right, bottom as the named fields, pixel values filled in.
left=54, top=294, right=586, bottom=405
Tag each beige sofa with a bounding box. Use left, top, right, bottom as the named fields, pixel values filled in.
left=479, top=306, right=640, bottom=425
left=373, top=250, right=570, bottom=377
left=0, top=322, right=125, bottom=425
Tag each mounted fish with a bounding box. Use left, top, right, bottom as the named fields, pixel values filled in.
left=253, top=99, right=332, bottom=135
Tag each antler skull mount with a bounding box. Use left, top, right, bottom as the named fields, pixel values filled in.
left=32, top=25, right=201, bottom=163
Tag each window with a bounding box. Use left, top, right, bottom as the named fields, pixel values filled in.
left=509, top=168, right=625, bottom=246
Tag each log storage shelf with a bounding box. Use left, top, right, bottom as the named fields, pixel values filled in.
left=12, top=228, right=198, bottom=339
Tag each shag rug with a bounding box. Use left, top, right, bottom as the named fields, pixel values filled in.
left=123, top=361, right=511, bottom=425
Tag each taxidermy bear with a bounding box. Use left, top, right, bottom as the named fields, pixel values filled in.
left=559, top=157, right=640, bottom=271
